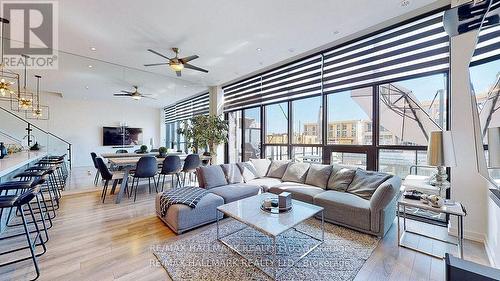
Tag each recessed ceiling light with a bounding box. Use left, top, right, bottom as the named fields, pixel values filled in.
left=90, top=47, right=97, bottom=51
left=85, top=86, right=89, bottom=90
left=256, top=48, right=262, bottom=52
left=88, top=65, right=93, bottom=68
left=183, top=85, right=187, bottom=88
left=333, top=30, right=339, bottom=35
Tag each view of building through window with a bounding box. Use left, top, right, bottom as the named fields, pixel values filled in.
left=243, top=107, right=261, bottom=161
left=265, top=102, right=288, bottom=144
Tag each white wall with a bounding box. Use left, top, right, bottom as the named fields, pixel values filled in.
left=486, top=196, right=500, bottom=267
left=0, top=95, right=161, bottom=167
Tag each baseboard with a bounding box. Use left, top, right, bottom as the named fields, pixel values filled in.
left=484, top=236, right=498, bottom=268
left=447, top=226, right=485, bottom=243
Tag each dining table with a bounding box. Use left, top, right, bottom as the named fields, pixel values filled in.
left=102, top=153, right=210, bottom=203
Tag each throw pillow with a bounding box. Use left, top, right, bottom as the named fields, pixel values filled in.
left=198, top=165, right=228, bottom=189
left=327, top=165, right=356, bottom=191
left=347, top=168, right=391, bottom=200
left=266, top=160, right=290, bottom=179
left=249, top=158, right=271, bottom=178
left=305, top=164, right=332, bottom=189
left=236, top=161, right=258, bottom=182
left=282, top=162, right=310, bottom=183
left=221, top=163, right=243, bottom=184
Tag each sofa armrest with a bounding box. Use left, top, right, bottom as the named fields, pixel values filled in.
left=370, top=176, right=401, bottom=212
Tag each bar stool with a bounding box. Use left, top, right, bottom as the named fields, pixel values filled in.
left=13, top=169, right=59, bottom=217
left=159, top=155, right=182, bottom=191
left=0, top=189, right=47, bottom=281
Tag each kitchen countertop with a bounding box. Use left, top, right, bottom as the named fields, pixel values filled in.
left=0, top=150, right=47, bottom=178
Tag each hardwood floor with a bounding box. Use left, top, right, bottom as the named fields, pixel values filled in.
left=0, top=175, right=490, bottom=281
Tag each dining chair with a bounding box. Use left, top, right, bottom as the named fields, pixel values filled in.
left=116, top=149, right=128, bottom=154
left=95, top=157, right=126, bottom=203
left=181, top=154, right=200, bottom=187
left=90, top=152, right=99, bottom=186
left=130, top=156, right=158, bottom=202
left=159, top=156, right=182, bottom=191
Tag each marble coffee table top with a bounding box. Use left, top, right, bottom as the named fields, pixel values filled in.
left=217, top=193, right=324, bottom=237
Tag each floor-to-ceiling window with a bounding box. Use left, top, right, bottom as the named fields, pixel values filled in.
left=228, top=110, right=242, bottom=163
left=264, top=102, right=289, bottom=160
left=291, top=96, right=323, bottom=162
left=243, top=107, right=261, bottom=161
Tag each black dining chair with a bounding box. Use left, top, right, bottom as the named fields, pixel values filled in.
left=130, top=156, right=158, bottom=202
left=181, top=154, right=200, bottom=187
left=159, top=156, right=182, bottom=191
left=116, top=149, right=128, bottom=154
left=90, top=152, right=99, bottom=186
left=95, top=157, right=126, bottom=203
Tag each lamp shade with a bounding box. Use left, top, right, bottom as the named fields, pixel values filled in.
left=488, top=127, right=500, bottom=168
left=427, top=131, right=456, bottom=167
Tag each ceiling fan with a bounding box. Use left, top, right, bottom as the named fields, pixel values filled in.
left=144, top=48, right=208, bottom=77
left=113, top=86, right=155, bottom=100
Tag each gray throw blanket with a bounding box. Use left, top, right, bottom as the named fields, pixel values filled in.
left=159, top=186, right=209, bottom=216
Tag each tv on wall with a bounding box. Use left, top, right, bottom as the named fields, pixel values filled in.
left=103, top=126, right=143, bottom=146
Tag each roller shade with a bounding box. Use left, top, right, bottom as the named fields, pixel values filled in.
left=223, top=11, right=451, bottom=111
left=472, top=24, right=500, bottom=64
left=164, top=92, right=209, bottom=124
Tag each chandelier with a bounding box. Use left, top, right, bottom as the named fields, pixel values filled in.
left=0, top=17, right=20, bottom=102
left=12, top=54, right=34, bottom=111
left=26, top=74, right=49, bottom=120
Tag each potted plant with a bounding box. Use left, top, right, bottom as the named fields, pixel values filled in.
left=158, top=146, right=168, bottom=157
left=139, top=144, right=148, bottom=154
left=177, top=115, right=228, bottom=164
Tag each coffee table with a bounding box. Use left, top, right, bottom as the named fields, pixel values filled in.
left=216, top=193, right=324, bottom=280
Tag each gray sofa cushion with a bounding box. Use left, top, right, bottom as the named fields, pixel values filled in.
left=246, top=177, right=282, bottom=191
left=197, top=165, right=228, bottom=189
left=327, top=166, right=356, bottom=191
left=281, top=162, right=310, bottom=183
left=208, top=183, right=261, bottom=203
left=313, top=190, right=371, bottom=231
left=236, top=161, right=258, bottom=182
left=221, top=163, right=243, bottom=184
left=250, top=158, right=271, bottom=178
left=347, top=169, right=391, bottom=200
left=305, top=164, right=332, bottom=189
left=268, top=183, right=325, bottom=204
left=266, top=160, right=290, bottom=178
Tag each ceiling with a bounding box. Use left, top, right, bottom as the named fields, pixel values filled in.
left=3, top=0, right=443, bottom=108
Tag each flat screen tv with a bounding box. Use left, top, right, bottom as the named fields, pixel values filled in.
left=103, top=126, right=143, bottom=146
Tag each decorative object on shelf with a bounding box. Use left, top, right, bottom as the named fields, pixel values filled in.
left=11, top=54, right=33, bottom=112
left=29, top=142, right=40, bottom=151
left=158, top=146, right=168, bottom=157
left=427, top=130, right=456, bottom=198
left=0, top=18, right=20, bottom=103
left=428, top=195, right=444, bottom=208
left=0, top=142, right=7, bottom=159
left=260, top=196, right=292, bottom=214
left=6, top=143, right=22, bottom=154
left=27, top=75, right=49, bottom=120
left=177, top=114, right=228, bottom=164
left=278, top=192, right=292, bottom=209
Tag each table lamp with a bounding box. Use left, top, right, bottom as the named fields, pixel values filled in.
left=427, top=131, right=456, bottom=198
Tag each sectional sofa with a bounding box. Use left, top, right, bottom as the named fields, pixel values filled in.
left=156, top=158, right=401, bottom=237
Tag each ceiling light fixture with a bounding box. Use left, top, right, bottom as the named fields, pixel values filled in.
left=0, top=18, right=19, bottom=100
left=90, top=47, right=97, bottom=51
left=32, top=75, right=42, bottom=118
left=256, top=48, right=262, bottom=52
left=16, top=54, right=33, bottom=111
left=401, top=0, right=410, bottom=7
left=169, top=62, right=184, bottom=72
left=333, top=30, right=339, bottom=35
left=88, top=65, right=93, bottom=68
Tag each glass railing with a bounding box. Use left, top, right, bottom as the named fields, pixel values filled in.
left=0, top=105, right=72, bottom=168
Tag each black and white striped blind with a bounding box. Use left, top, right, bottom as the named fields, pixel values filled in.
left=472, top=24, right=500, bottom=64
left=223, top=11, right=451, bottom=111
left=164, top=92, right=209, bottom=124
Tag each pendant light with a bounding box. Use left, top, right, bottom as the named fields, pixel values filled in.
left=26, top=75, right=49, bottom=120
left=0, top=17, right=20, bottom=101
left=13, top=54, right=33, bottom=111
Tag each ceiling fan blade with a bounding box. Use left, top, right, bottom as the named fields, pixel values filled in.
left=147, top=49, right=171, bottom=60
left=176, top=71, right=182, bottom=77
left=121, top=90, right=134, bottom=94
left=144, top=63, right=169, bottom=67
left=183, top=63, right=209, bottom=73
left=114, top=94, right=132, bottom=96
left=179, top=55, right=199, bottom=64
